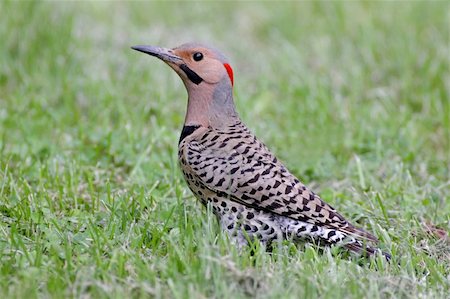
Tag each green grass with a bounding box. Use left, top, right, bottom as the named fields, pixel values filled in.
left=0, top=1, right=449, bottom=298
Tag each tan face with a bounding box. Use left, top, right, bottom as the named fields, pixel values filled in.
left=131, top=44, right=234, bottom=87
left=171, top=47, right=230, bottom=85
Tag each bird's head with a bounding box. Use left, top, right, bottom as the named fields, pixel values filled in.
left=132, top=42, right=237, bottom=127
left=131, top=42, right=234, bottom=89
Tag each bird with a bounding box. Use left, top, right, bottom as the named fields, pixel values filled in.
left=131, top=42, right=390, bottom=260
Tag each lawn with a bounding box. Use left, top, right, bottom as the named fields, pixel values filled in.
left=0, top=1, right=449, bottom=298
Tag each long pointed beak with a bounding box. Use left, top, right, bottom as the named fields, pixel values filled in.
left=131, top=45, right=183, bottom=64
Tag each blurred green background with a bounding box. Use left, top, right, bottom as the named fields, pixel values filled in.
left=0, top=1, right=448, bottom=298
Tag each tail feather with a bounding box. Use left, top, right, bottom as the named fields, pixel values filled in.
left=344, top=241, right=391, bottom=261
left=341, top=225, right=379, bottom=243
left=341, top=226, right=391, bottom=261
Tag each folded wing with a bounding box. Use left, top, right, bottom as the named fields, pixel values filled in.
left=183, top=137, right=378, bottom=243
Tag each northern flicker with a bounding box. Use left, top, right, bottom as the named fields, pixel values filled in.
left=132, top=43, right=390, bottom=259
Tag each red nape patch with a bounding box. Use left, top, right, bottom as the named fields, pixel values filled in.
left=223, top=63, right=234, bottom=86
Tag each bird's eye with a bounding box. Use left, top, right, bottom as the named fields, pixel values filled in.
left=193, top=52, right=203, bottom=61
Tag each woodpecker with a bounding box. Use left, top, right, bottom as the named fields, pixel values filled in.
left=132, top=43, right=390, bottom=259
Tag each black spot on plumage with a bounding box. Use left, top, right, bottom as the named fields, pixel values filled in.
left=215, top=178, right=225, bottom=187
left=273, top=181, right=281, bottom=188
left=246, top=212, right=254, bottom=219
left=242, top=147, right=250, bottom=154
left=242, top=194, right=256, bottom=203
left=285, top=185, right=292, bottom=194
left=254, top=161, right=263, bottom=168
left=233, top=142, right=244, bottom=150
left=216, top=191, right=227, bottom=198
left=247, top=173, right=260, bottom=184
left=230, top=166, right=239, bottom=174
left=230, top=152, right=240, bottom=158
left=330, top=211, right=345, bottom=222
left=269, top=202, right=283, bottom=209
left=298, top=206, right=310, bottom=212
left=200, top=132, right=209, bottom=141
left=239, top=181, right=249, bottom=188
left=247, top=153, right=256, bottom=159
